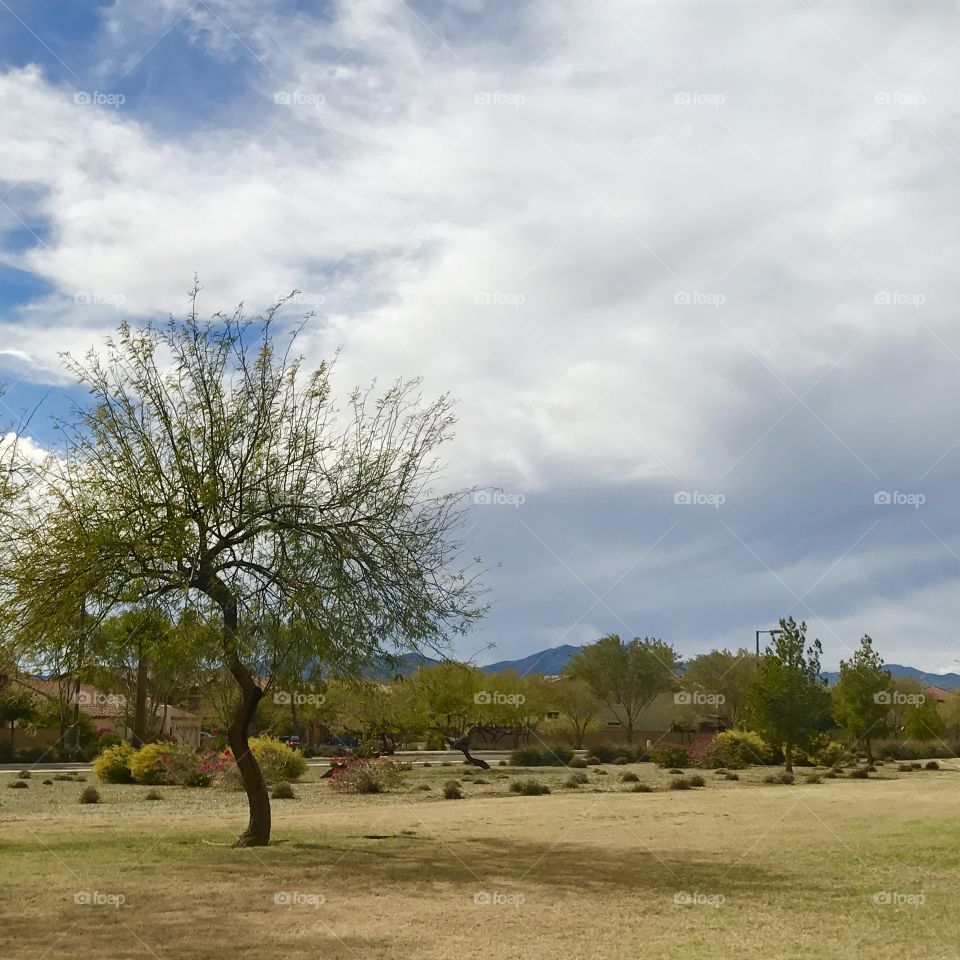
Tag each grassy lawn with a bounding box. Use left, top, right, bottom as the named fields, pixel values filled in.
left=2, top=760, right=958, bottom=959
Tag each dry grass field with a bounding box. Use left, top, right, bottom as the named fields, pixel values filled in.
left=2, top=760, right=959, bottom=959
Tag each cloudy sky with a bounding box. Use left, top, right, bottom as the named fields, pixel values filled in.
left=1, top=0, right=959, bottom=670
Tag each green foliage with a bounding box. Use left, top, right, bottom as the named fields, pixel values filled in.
left=669, top=778, right=692, bottom=790
left=219, top=737, right=306, bottom=789
left=629, top=783, right=654, bottom=792
left=847, top=767, right=870, bottom=779
left=509, top=778, right=551, bottom=796
left=7, top=779, right=27, bottom=789
left=747, top=618, right=831, bottom=769
left=79, top=786, right=102, bottom=803
left=566, top=634, right=679, bottom=742
left=925, top=761, right=940, bottom=770
left=619, top=771, right=640, bottom=782
left=676, top=649, right=758, bottom=728
left=16, top=769, right=30, bottom=779
left=271, top=782, right=296, bottom=800
left=688, top=774, right=706, bottom=787
left=902, top=698, right=946, bottom=741
left=442, top=781, right=463, bottom=799
left=652, top=746, right=690, bottom=769
left=547, top=677, right=604, bottom=748
left=700, top=730, right=769, bottom=769
left=831, top=635, right=890, bottom=756
left=93, top=743, right=135, bottom=784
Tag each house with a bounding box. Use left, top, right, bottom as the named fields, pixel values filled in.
left=7, top=675, right=202, bottom=749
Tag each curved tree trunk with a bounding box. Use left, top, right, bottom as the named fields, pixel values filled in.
left=207, top=578, right=272, bottom=847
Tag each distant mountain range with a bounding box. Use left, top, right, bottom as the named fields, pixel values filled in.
left=367, top=647, right=960, bottom=689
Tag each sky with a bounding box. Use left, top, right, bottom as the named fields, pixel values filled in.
left=1, top=0, right=960, bottom=671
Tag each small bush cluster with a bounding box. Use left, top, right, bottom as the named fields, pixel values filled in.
left=876, top=740, right=960, bottom=761
left=271, top=782, right=296, bottom=800
left=619, top=771, right=640, bottom=783
left=629, top=783, right=654, bottom=793
left=442, top=781, right=463, bottom=800
left=563, top=772, right=589, bottom=788
left=7, top=779, right=28, bottom=789
left=688, top=775, right=706, bottom=787
left=508, top=747, right=575, bottom=767
left=509, top=778, right=551, bottom=796
left=328, top=758, right=404, bottom=794
left=700, top=730, right=769, bottom=769
left=724, top=772, right=740, bottom=781
left=763, top=772, right=795, bottom=785
left=79, top=786, right=101, bottom=804
left=804, top=773, right=822, bottom=784
left=16, top=770, right=31, bottom=780
left=847, top=768, right=870, bottom=779
left=669, top=778, right=691, bottom=790
left=652, top=746, right=691, bottom=769
left=219, top=737, right=307, bottom=789
left=589, top=744, right=651, bottom=763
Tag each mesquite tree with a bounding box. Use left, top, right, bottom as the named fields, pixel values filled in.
left=0, top=286, right=483, bottom=846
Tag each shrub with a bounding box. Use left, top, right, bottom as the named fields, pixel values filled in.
left=272, top=782, right=296, bottom=800
left=619, top=771, right=640, bottom=783
left=763, top=772, right=794, bottom=785
left=629, top=783, right=654, bottom=793
left=7, top=780, right=28, bottom=789
left=688, top=775, right=706, bottom=787
left=93, top=743, right=135, bottom=784
left=808, top=739, right=847, bottom=768
left=16, top=770, right=31, bottom=779
left=509, top=778, right=551, bottom=796
left=585, top=756, right=601, bottom=766
left=652, top=746, right=691, bottom=769
left=97, top=732, right=124, bottom=749
left=79, top=786, right=101, bottom=804
left=329, top=758, right=403, bottom=794
left=670, top=778, right=692, bottom=790
left=144, top=789, right=162, bottom=801
left=668, top=768, right=684, bottom=775
left=724, top=772, right=740, bottom=781
left=804, top=773, right=822, bottom=784
left=424, top=731, right=446, bottom=751
left=568, top=758, right=588, bottom=769
left=911, top=762, right=922, bottom=770
left=925, top=761, right=940, bottom=770
left=442, top=782, right=463, bottom=800
left=131, top=742, right=212, bottom=787
left=42, top=778, right=53, bottom=785
left=700, top=730, right=769, bottom=769
left=613, top=756, right=628, bottom=765
left=566, top=771, right=589, bottom=786
left=218, top=737, right=306, bottom=788
left=848, top=767, right=870, bottom=779
left=713, top=769, right=728, bottom=776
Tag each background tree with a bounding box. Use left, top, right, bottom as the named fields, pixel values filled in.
left=888, top=677, right=926, bottom=737
left=0, top=686, right=34, bottom=745
left=566, top=634, right=679, bottom=743
left=0, top=287, right=483, bottom=846
left=942, top=690, right=960, bottom=742
left=677, top=648, right=758, bottom=729
left=831, top=635, right=890, bottom=760
left=902, top=696, right=946, bottom=742
left=747, top=618, right=830, bottom=773
left=548, top=676, right=603, bottom=748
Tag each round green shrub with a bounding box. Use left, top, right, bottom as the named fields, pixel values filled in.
left=219, top=737, right=306, bottom=788
left=93, top=743, right=135, bottom=784
left=272, top=782, right=296, bottom=800
left=700, top=730, right=769, bottom=769
left=925, top=761, right=940, bottom=770
left=79, top=786, right=101, bottom=804
left=688, top=775, right=706, bottom=787
left=8, top=779, right=28, bottom=789
left=669, top=778, right=692, bottom=790
left=509, top=778, right=551, bottom=796
left=16, top=770, right=31, bottom=780
left=619, top=771, right=640, bottom=783
left=442, top=782, right=463, bottom=800
left=629, top=783, right=654, bottom=793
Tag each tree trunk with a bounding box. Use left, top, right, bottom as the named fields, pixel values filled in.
left=132, top=643, right=149, bottom=747
left=208, top=579, right=271, bottom=847
left=784, top=741, right=793, bottom=774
